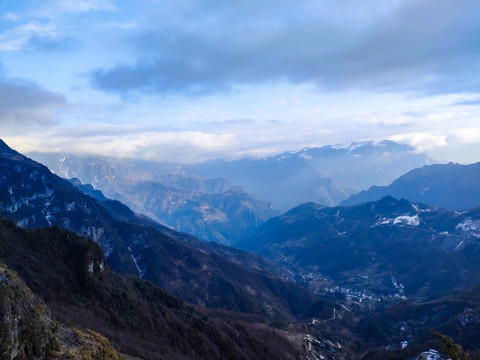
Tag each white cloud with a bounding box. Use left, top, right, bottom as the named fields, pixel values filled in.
left=23, top=0, right=117, bottom=19
left=0, top=0, right=118, bottom=53
left=6, top=129, right=237, bottom=163
left=450, top=128, right=480, bottom=144
left=389, top=133, right=448, bottom=152
left=91, top=0, right=480, bottom=96
left=55, top=0, right=117, bottom=14
left=0, top=22, right=57, bottom=51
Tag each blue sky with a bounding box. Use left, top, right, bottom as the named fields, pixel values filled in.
left=1, top=0, right=479, bottom=163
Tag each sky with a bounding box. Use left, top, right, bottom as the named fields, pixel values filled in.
left=0, top=0, right=479, bottom=163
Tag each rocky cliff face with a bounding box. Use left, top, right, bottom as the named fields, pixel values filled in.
left=0, top=263, right=123, bottom=360
left=0, top=264, right=56, bottom=360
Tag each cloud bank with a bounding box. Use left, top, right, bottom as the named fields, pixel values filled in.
left=0, top=0, right=479, bottom=164
left=91, top=0, right=480, bottom=96
left=0, top=72, right=65, bottom=129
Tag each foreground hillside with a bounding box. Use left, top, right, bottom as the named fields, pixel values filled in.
left=0, top=261, right=126, bottom=360
left=0, top=217, right=303, bottom=359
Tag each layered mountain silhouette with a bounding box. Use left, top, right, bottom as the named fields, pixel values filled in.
left=342, top=162, right=480, bottom=210
left=30, top=152, right=277, bottom=244
left=195, top=140, right=433, bottom=210
left=30, top=140, right=432, bottom=223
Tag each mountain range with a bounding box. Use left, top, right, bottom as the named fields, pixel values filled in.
left=30, top=152, right=277, bottom=244
left=341, top=162, right=480, bottom=210
left=3, top=138, right=480, bottom=358
left=194, top=140, right=434, bottom=210
left=238, top=196, right=480, bottom=301
left=0, top=139, right=313, bottom=317
left=29, top=140, right=433, bottom=245
left=237, top=195, right=480, bottom=356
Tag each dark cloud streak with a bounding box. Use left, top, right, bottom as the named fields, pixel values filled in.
left=26, top=34, right=77, bottom=52
left=91, top=0, right=480, bottom=96
left=0, top=76, right=65, bottom=127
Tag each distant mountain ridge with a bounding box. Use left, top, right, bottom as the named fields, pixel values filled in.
left=342, top=162, right=480, bottom=210
left=194, top=140, right=434, bottom=210
left=30, top=139, right=434, bottom=218
left=30, top=152, right=277, bottom=244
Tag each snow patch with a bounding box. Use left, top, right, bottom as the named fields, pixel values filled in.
left=299, top=152, right=312, bottom=160
left=16, top=219, right=28, bottom=227
left=417, top=349, right=441, bottom=360
left=128, top=246, right=146, bottom=278
left=377, top=215, right=420, bottom=227
left=331, top=141, right=369, bottom=152
left=45, top=212, right=54, bottom=225
left=411, top=204, right=428, bottom=213
left=127, top=234, right=149, bottom=278
left=65, top=202, right=75, bottom=211
left=394, top=215, right=420, bottom=226
left=456, top=218, right=480, bottom=238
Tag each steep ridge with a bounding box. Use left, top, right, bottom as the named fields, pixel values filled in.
left=342, top=162, right=480, bottom=210
left=105, top=180, right=277, bottom=245
left=0, top=262, right=60, bottom=360
left=0, top=139, right=314, bottom=317
left=0, top=217, right=302, bottom=359
left=0, top=261, right=126, bottom=360
left=239, top=196, right=480, bottom=301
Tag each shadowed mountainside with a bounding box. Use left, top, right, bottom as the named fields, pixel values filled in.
left=342, top=162, right=480, bottom=210
left=239, top=196, right=480, bottom=301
